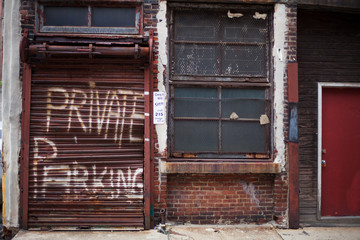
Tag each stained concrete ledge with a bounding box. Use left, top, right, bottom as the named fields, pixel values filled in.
left=162, top=162, right=281, bottom=174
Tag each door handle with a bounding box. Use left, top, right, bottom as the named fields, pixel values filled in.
left=321, top=160, right=327, bottom=167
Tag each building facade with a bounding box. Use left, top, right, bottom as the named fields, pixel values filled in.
left=1, top=0, right=359, bottom=236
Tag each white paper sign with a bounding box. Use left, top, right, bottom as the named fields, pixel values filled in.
left=153, top=92, right=165, bottom=124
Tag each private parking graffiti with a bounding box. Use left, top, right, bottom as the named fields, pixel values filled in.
left=31, top=82, right=145, bottom=200
left=46, top=83, right=144, bottom=145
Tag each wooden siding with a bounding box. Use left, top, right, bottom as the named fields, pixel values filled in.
left=298, top=9, right=360, bottom=225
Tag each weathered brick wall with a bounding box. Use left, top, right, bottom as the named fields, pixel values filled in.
left=167, top=174, right=276, bottom=224
left=273, top=173, right=288, bottom=224
left=20, top=0, right=35, bottom=39
left=285, top=5, right=297, bottom=63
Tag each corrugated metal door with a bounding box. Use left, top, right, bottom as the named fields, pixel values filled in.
left=28, top=59, right=145, bottom=229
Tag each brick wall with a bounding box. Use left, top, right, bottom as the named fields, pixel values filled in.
left=20, top=0, right=35, bottom=39
left=167, top=174, right=276, bottom=224
left=273, top=173, right=288, bottom=224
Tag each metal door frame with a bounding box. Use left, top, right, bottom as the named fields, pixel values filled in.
left=317, top=82, right=360, bottom=220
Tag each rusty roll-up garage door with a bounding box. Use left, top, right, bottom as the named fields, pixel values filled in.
left=27, top=58, right=145, bottom=229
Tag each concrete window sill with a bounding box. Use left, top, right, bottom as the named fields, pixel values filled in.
left=161, top=162, right=281, bottom=174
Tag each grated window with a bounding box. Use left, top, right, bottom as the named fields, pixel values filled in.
left=172, top=8, right=269, bottom=79
left=169, top=6, right=272, bottom=160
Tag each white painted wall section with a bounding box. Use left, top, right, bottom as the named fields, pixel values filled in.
left=155, top=1, right=168, bottom=155
left=273, top=4, right=287, bottom=170
left=2, top=0, right=22, bottom=228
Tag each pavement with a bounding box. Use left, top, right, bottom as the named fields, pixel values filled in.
left=12, top=224, right=360, bottom=240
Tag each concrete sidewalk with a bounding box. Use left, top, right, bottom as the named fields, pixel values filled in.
left=12, top=224, right=360, bottom=240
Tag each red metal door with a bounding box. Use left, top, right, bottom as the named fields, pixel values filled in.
left=321, top=87, right=360, bottom=217
left=27, top=59, right=146, bottom=229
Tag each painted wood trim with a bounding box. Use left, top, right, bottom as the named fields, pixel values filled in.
left=288, top=63, right=298, bottom=103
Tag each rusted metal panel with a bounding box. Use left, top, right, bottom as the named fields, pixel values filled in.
left=20, top=63, right=32, bottom=229
left=28, top=44, right=149, bottom=58
left=289, top=142, right=299, bottom=229
left=27, top=59, right=146, bottom=229
left=143, top=29, right=153, bottom=230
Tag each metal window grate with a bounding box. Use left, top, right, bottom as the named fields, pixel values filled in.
left=172, top=8, right=269, bottom=79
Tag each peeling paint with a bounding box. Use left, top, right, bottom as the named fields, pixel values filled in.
left=260, top=114, right=270, bottom=125
left=155, top=1, right=168, bottom=155
left=158, top=158, right=165, bottom=202
left=253, top=12, right=267, bottom=20
left=273, top=4, right=287, bottom=171
left=227, top=10, right=243, bottom=18
left=230, top=112, right=239, bottom=120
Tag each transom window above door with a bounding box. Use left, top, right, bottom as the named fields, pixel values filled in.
left=36, top=2, right=142, bottom=35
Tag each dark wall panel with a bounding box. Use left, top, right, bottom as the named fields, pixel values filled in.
left=298, top=9, right=360, bottom=224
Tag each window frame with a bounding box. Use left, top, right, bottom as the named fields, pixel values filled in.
left=35, top=1, right=143, bottom=36
left=168, top=4, right=274, bottom=161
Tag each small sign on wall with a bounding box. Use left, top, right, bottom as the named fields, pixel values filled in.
left=153, top=92, right=165, bottom=124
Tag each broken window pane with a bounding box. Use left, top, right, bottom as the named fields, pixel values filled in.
left=174, top=120, right=218, bottom=151
left=92, top=8, right=136, bottom=27
left=44, top=7, right=88, bottom=26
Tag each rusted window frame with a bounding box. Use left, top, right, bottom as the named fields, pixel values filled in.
left=35, top=1, right=143, bottom=36
left=168, top=3, right=273, bottom=161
